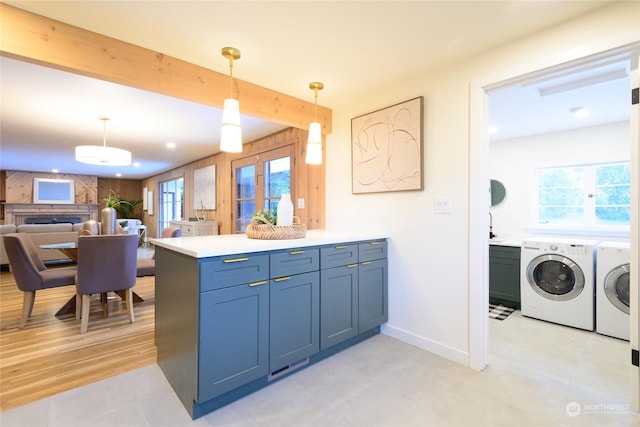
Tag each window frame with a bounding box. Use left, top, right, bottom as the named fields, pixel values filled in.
left=531, top=160, right=630, bottom=237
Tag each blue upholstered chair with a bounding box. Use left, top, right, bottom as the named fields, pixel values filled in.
left=75, top=233, right=138, bottom=334
left=3, top=233, right=77, bottom=328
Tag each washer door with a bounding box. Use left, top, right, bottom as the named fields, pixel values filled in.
left=526, top=254, right=585, bottom=301
left=604, top=263, right=630, bottom=314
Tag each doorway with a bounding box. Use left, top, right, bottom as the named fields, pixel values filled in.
left=469, top=42, right=640, bottom=410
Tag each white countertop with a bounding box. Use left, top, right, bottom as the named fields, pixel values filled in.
left=152, top=230, right=388, bottom=258
left=489, top=239, right=522, bottom=247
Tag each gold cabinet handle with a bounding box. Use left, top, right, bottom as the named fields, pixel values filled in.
left=335, top=245, right=347, bottom=249
left=289, top=250, right=305, bottom=255
left=369, top=241, right=382, bottom=245
left=347, top=263, right=358, bottom=268
left=223, top=257, right=249, bottom=263
left=248, top=280, right=267, bottom=287
left=274, top=276, right=291, bottom=282
left=361, top=261, right=371, bottom=265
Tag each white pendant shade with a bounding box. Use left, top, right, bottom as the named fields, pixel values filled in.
left=220, top=98, right=243, bottom=153
left=75, top=145, right=132, bottom=166
left=305, top=122, right=323, bottom=164
left=307, top=121, right=322, bottom=144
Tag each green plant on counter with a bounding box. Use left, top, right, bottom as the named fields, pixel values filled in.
left=253, top=209, right=277, bottom=225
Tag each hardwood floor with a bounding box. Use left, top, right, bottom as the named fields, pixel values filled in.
left=0, top=268, right=156, bottom=412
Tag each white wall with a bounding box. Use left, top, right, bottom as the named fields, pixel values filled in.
left=490, top=121, right=630, bottom=240
left=325, top=2, right=640, bottom=365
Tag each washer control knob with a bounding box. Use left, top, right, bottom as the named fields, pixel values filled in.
left=550, top=244, right=558, bottom=251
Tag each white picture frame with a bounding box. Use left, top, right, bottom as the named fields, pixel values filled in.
left=143, top=187, right=148, bottom=210
left=147, top=190, right=154, bottom=215
left=193, top=165, right=216, bottom=210
left=351, top=96, right=424, bottom=194
left=33, top=178, right=75, bottom=204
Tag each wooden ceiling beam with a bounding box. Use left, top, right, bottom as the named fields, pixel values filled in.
left=0, top=3, right=332, bottom=134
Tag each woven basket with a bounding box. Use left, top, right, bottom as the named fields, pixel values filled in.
left=246, top=216, right=306, bottom=240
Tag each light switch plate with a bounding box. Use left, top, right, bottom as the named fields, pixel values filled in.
left=434, top=197, right=452, bottom=214
left=297, top=198, right=305, bottom=209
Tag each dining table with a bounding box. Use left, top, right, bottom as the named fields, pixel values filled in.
left=39, top=241, right=144, bottom=318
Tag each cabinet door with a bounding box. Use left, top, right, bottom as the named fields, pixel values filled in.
left=359, top=258, right=388, bottom=332
left=320, top=264, right=359, bottom=350
left=270, top=271, right=319, bottom=373
left=489, top=246, right=521, bottom=308
left=198, top=281, right=269, bottom=402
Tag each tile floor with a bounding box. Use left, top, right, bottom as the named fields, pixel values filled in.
left=0, top=311, right=636, bottom=426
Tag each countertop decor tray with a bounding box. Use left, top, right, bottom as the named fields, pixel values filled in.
left=246, top=216, right=306, bottom=240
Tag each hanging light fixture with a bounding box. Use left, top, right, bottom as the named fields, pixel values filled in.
left=220, top=47, right=243, bottom=153
left=75, top=117, right=131, bottom=166
left=306, top=82, right=324, bottom=165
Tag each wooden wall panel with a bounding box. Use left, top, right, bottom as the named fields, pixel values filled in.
left=5, top=171, right=97, bottom=204
left=1, top=128, right=325, bottom=233
left=98, top=178, right=144, bottom=219
left=140, top=127, right=325, bottom=238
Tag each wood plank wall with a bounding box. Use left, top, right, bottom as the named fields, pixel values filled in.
left=140, top=127, right=325, bottom=238
left=1, top=127, right=326, bottom=236
left=5, top=171, right=98, bottom=204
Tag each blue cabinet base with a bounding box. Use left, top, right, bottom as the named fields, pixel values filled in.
left=184, top=326, right=380, bottom=420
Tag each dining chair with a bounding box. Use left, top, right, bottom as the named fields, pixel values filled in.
left=136, top=226, right=182, bottom=277
left=3, top=233, right=77, bottom=328
left=75, top=233, right=138, bottom=334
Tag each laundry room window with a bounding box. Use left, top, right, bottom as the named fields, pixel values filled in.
left=535, top=161, right=630, bottom=232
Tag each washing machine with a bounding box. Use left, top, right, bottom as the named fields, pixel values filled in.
left=596, top=241, right=631, bottom=340
left=520, top=237, right=598, bottom=330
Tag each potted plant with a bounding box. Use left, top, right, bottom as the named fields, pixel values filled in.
left=102, top=190, right=141, bottom=234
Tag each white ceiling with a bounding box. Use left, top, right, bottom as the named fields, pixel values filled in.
left=0, top=0, right=625, bottom=179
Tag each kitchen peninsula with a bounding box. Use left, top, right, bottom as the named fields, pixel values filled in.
left=152, top=230, right=389, bottom=419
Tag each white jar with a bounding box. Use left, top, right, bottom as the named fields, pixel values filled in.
left=276, top=194, right=294, bottom=226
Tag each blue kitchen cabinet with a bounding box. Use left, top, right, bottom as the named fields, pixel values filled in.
left=269, top=248, right=320, bottom=373
left=320, top=244, right=359, bottom=350
left=358, top=241, right=388, bottom=332
left=199, top=279, right=269, bottom=401
left=154, top=236, right=387, bottom=419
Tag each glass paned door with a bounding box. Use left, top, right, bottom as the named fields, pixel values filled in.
left=159, top=177, right=184, bottom=235
left=232, top=146, right=294, bottom=233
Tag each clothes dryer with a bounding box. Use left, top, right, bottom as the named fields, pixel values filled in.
left=520, top=237, right=598, bottom=330
left=596, top=241, right=630, bottom=340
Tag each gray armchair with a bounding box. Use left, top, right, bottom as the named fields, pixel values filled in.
left=75, top=234, right=138, bottom=334
left=136, top=226, right=181, bottom=277
left=3, top=233, right=77, bottom=328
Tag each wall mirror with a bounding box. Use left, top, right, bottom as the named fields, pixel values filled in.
left=490, top=179, right=506, bottom=206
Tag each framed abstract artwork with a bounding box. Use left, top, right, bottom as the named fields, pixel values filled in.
left=351, top=96, right=424, bottom=194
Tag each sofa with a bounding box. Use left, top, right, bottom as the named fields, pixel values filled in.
left=0, top=223, right=84, bottom=266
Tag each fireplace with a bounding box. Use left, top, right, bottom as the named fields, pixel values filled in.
left=25, top=216, right=83, bottom=224
left=3, top=203, right=98, bottom=225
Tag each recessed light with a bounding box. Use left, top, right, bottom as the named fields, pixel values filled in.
left=570, top=106, right=588, bottom=118
left=116, top=173, right=122, bottom=177
left=51, top=169, right=59, bottom=173
left=166, top=142, right=176, bottom=149
left=133, top=162, right=141, bottom=167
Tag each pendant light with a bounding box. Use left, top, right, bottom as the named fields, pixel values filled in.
left=305, top=82, right=324, bottom=164
left=75, top=117, right=131, bottom=166
left=220, top=47, right=243, bottom=153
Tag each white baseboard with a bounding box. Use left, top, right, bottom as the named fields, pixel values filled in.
left=381, top=324, right=469, bottom=366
